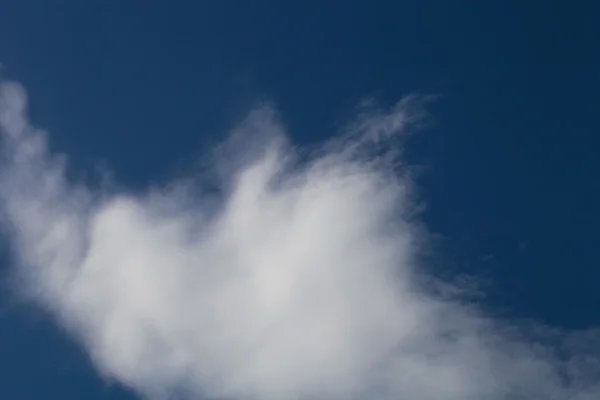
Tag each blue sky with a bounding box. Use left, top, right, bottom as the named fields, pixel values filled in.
left=0, top=1, right=599, bottom=399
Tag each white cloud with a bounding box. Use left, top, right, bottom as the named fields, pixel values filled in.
left=0, top=79, right=599, bottom=400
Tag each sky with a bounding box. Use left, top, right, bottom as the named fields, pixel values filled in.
left=0, top=1, right=599, bottom=399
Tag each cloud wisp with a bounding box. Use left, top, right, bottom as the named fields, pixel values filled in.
left=0, top=79, right=599, bottom=400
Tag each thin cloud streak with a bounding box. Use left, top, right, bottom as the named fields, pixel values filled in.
left=0, top=79, right=598, bottom=400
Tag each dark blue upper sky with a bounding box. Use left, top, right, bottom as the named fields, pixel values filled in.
left=1, top=1, right=599, bottom=399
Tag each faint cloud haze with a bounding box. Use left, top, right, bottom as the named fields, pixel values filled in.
left=0, top=78, right=599, bottom=400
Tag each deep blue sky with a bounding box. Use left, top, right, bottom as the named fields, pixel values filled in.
left=1, top=1, right=599, bottom=399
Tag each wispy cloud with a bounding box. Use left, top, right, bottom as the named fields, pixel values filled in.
left=0, top=79, right=598, bottom=400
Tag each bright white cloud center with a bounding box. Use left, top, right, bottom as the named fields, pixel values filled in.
left=0, top=80, right=598, bottom=400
